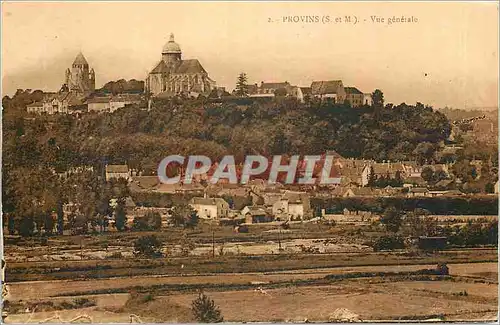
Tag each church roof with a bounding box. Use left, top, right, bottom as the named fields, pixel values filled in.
left=150, top=59, right=208, bottom=75
left=150, top=60, right=170, bottom=74
left=174, top=59, right=207, bottom=74
left=73, top=52, right=89, bottom=65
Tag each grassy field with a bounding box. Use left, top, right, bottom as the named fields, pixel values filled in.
left=3, top=223, right=498, bottom=323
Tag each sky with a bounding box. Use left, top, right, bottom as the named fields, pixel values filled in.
left=1, top=1, right=498, bottom=109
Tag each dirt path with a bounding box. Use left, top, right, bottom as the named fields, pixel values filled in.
left=6, top=262, right=497, bottom=300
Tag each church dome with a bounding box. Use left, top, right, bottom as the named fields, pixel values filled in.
left=162, top=33, right=181, bottom=54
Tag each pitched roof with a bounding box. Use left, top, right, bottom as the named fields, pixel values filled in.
left=300, top=87, right=312, bottom=95
left=131, top=176, right=160, bottom=190
left=87, top=96, right=111, bottom=104
left=111, top=94, right=142, bottom=103
left=311, top=80, right=344, bottom=95
left=260, top=82, right=290, bottom=89
left=174, top=59, right=207, bottom=74
left=344, top=87, right=363, bottom=95
left=244, top=205, right=267, bottom=216
left=150, top=60, right=170, bottom=74
left=190, top=197, right=227, bottom=206
left=106, top=164, right=129, bottom=173
left=410, top=187, right=429, bottom=193
left=73, top=52, right=89, bottom=65
left=27, top=102, right=43, bottom=107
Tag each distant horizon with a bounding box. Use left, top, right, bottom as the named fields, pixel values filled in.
left=2, top=1, right=498, bottom=110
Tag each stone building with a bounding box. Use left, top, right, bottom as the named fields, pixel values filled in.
left=64, top=52, right=95, bottom=94
left=344, top=87, right=365, bottom=107
left=310, top=80, right=346, bottom=102
left=145, top=34, right=216, bottom=96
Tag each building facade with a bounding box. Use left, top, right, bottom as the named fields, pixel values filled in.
left=189, top=197, right=229, bottom=219
left=310, top=80, right=346, bottom=102
left=145, top=34, right=216, bottom=96
left=345, top=87, right=365, bottom=107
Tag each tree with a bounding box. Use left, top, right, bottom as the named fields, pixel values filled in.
left=191, top=293, right=223, bottom=323
left=186, top=209, right=199, bottom=229
left=234, top=73, right=248, bottom=97
left=114, top=199, right=127, bottom=231
left=368, top=166, right=376, bottom=187
left=371, top=89, right=384, bottom=119
left=380, top=206, right=402, bottom=232
left=421, top=166, right=434, bottom=183
left=132, top=211, right=162, bottom=231
left=133, top=235, right=163, bottom=258
left=485, top=182, right=495, bottom=193
left=170, top=204, right=198, bottom=228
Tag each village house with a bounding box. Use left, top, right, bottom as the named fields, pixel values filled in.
left=407, top=187, right=430, bottom=197
left=422, top=164, right=451, bottom=177
left=241, top=205, right=271, bottom=224
left=363, top=93, right=372, bottom=106
left=105, top=164, right=130, bottom=181
left=344, top=87, right=365, bottom=107
left=110, top=94, right=142, bottom=112
left=87, top=94, right=142, bottom=113
left=189, top=197, right=229, bottom=219
left=27, top=92, right=86, bottom=115
left=310, top=80, right=346, bottom=103
left=294, top=87, right=312, bottom=103
left=339, top=164, right=371, bottom=187
left=87, top=96, right=111, bottom=113
left=342, top=187, right=381, bottom=197
left=270, top=191, right=311, bottom=221
left=371, top=162, right=405, bottom=179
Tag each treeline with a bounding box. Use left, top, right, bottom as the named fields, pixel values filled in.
left=312, top=196, right=498, bottom=215
left=96, top=79, right=144, bottom=95
left=3, top=92, right=452, bottom=170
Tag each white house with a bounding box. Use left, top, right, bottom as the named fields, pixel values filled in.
left=105, top=164, right=130, bottom=181
left=189, top=197, right=229, bottom=219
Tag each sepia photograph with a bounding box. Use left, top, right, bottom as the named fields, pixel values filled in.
left=1, top=1, right=498, bottom=323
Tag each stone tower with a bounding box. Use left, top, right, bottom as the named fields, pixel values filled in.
left=162, top=33, right=182, bottom=68
left=65, top=52, right=95, bottom=94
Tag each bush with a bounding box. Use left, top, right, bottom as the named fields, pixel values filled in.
left=133, top=235, right=163, bottom=258
left=191, top=293, right=223, bottom=323
left=373, top=235, right=405, bottom=251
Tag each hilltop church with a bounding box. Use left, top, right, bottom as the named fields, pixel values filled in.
left=64, top=52, right=95, bottom=94
left=145, top=34, right=216, bottom=96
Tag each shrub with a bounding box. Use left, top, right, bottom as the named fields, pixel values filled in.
left=133, top=235, right=163, bottom=258
left=191, top=293, right=223, bottom=323
left=373, top=235, right=405, bottom=251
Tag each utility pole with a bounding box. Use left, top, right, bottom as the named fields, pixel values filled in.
left=212, top=229, right=215, bottom=258
left=278, top=227, right=282, bottom=252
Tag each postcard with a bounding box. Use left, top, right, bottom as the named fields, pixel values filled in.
left=1, top=1, right=498, bottom=323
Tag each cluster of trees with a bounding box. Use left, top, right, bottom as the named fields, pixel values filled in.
left=444, top=221, right=498, bottom=247
left=312, top=196, right=498, bottom=215
left=96, top=79, right=144, bottom=95
left=377, top=206, right=497, bottom=250
left=3, top=87, right=453, bottom=170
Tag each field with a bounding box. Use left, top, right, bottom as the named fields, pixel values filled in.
left=3, top=222, right=498, bottom=323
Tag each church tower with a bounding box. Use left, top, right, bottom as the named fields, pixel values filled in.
left=162, top=33, right=182, bottom=68
left=65, top=52, right=96, bottom=94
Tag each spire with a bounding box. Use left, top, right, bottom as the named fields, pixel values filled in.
left=73, top=52, right=88, bottom=66
left=169, top=33, right=175, bottom=42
